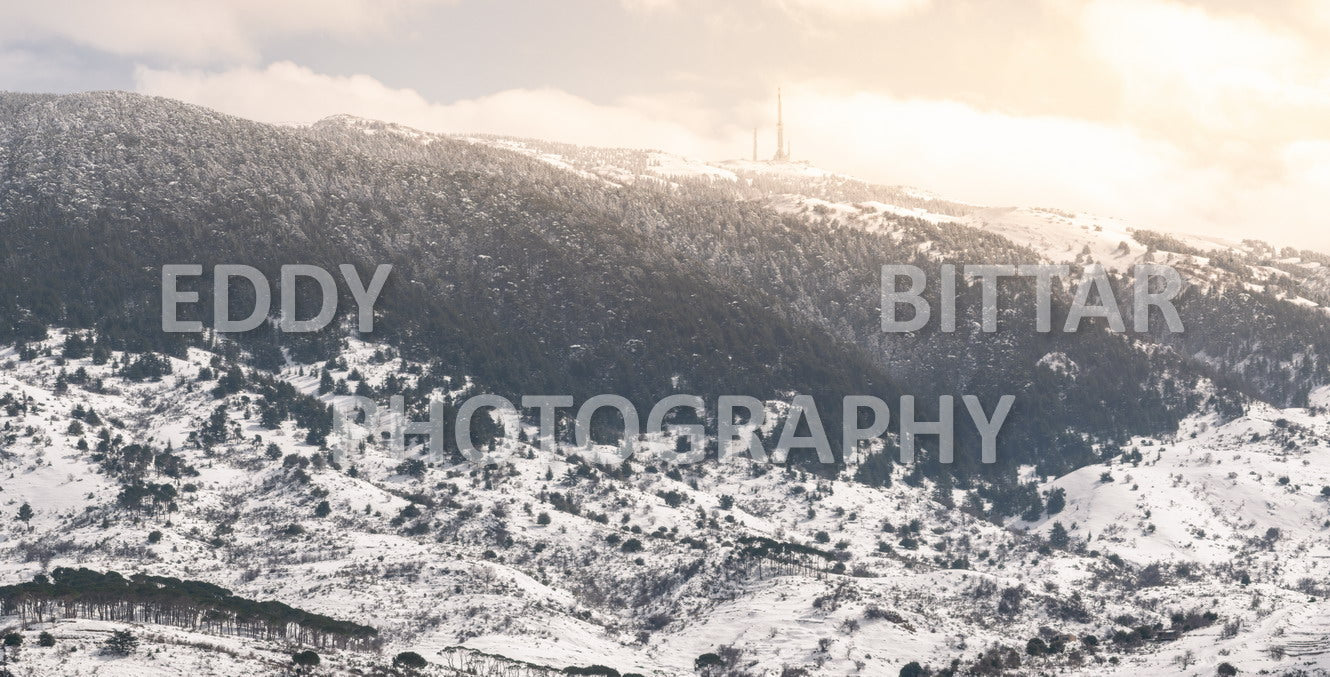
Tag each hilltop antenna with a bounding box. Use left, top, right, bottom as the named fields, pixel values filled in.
left=752, top=127, right=758, bottom=162
left=773, top=88, right=789, bottom=162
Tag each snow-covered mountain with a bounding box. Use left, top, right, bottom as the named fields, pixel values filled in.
left=3, top=92, right=1330, bottom=676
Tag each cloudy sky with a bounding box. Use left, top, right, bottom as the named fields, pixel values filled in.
left=2, top=0, right=1329, bottom=249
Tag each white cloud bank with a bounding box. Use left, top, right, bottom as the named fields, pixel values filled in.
left=620, top=0, right=930, bottom=18
left=0, top=0, right=451, bottom=63
left=1079, top=0, right=1330, bottom=165
left=134, top=62, right=735, bottom=157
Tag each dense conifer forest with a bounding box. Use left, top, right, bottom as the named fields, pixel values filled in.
left=1, top=91, right=1327, bottom=508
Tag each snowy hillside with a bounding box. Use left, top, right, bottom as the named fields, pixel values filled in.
left=446, top=125, right=1330, bottom=317
left=3, top=328, right=1330, bottom=676
left=3, top=92, right=1330, bottom=676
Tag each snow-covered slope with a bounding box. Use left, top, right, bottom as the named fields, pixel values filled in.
left=4, top=329, right=1330, bottom=676
left=4, top=97, right=1330, bottom=676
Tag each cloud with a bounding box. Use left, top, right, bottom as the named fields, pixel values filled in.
left=1063, top=0, right=1330, bottom=247
left=775, top=82, right=1330, bottom=250
left=617, top=0, right=928, bottom=20
left=617, top=0, right=678, bottom=12
left=134, top=62, right=737, bottom=157
left=1079, top=0, right=1330, bottom=157
left=0, top=0, right=450, bottom=63
left=783, top=88, right=1206, bottom=210
left=771, top=0, right=931, bottom=19
left=0, top=49, right=70, bottom=89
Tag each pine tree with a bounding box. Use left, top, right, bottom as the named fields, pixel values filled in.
left=1020, top=488, right=1044, bottom=522
left=1049, top=521, right=1070, bottom=548
left=393, top=651, right=428, bottom=669
left=1045, top=487, right=1067, bottom=515
left=318, top=369, right=335, bottom=395
left=16, top=503, right=33, bottom=524
left=62, top=334, right=88, bottom=359
left=103, top=630, right=138, bottom=656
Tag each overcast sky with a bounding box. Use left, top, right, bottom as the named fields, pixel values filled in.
left=3, top=0, right=1329, bottom=250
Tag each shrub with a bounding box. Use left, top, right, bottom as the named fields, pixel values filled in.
left=147, top=530, right=163, bottom=544
left=998, top=586, right=1025, bottom=615
left=292, top=650, right=321, bottom=667
left=899, top=661, right=927, bottom=677
left=37, top=631, right=55, bottom=647
left=694, top=653, right=723, bottom=671
left=564, top=666, right=620, bottom=676
left=1137, top=563, right=1167, bottom=587
left=3, top=633, right=21, bottom=647
left=1170, top=609, right=1219, bottom=632
left=864, top=606, right=907, bottom=624
left=396, top=458, right=427, bottom=478
left=537, top=512, right=552, bottom=526
left=104, top=630, right=138, bottom=656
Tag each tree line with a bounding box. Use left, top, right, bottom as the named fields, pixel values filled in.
left=0, top=568, right=378, bottom=650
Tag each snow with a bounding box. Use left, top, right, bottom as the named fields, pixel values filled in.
left=644, top=152, right=737, bottom=182
left=6, top=328, right=1330, bottom=675
left=6, top=108, right=1330, bottom=674
left=714, top=159, right=840, bottom=179
left=960, top=207, right=1143, bottom=271
left=1037, top=352, right=1079, bottom=379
